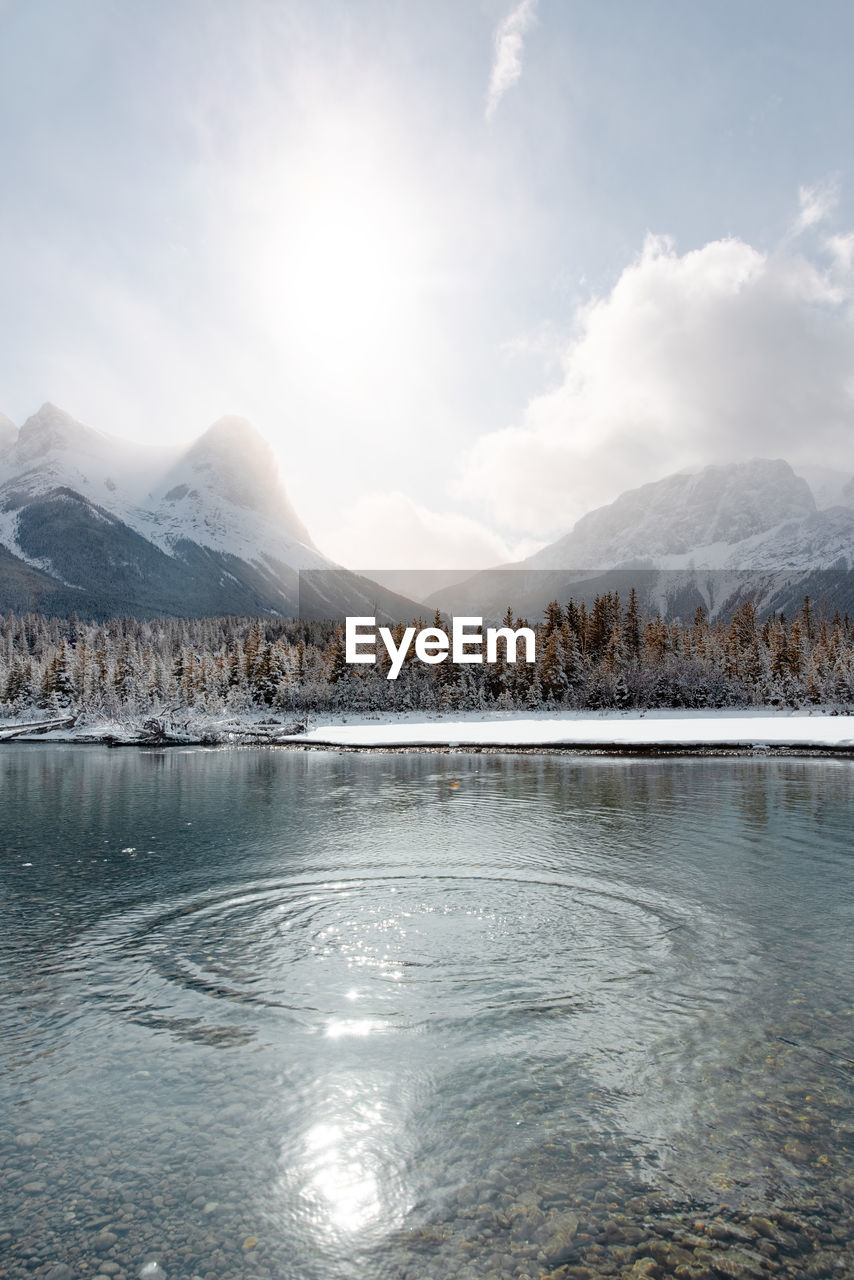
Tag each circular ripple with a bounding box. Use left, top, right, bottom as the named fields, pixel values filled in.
left=61, top=869, right=717, bottom=1047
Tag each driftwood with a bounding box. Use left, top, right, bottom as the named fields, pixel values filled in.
left=0, top=714, right=78, bottom=741
left=0, top=713, right=307, bottom=747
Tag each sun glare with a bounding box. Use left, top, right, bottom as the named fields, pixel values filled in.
left=256, top=135, right=432, bottom=386
left=289, top=177, right=414, bottom=341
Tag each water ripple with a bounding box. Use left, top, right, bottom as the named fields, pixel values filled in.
left=43, top=864, right=754, bottom=1072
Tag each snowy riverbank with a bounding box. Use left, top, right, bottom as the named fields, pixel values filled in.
left=2, top=707, right=854, bottom=751
left=287, top=707, right=854, bottom=750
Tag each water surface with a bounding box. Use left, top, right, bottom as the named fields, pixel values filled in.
left=1, top=747, right=852, bottom=1279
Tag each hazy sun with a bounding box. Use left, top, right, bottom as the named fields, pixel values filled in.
left=289, top=173, right=415, bottom=345
left=252, top=126, right=433, bottom=387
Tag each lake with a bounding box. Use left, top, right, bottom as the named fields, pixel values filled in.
left=1, top=746, right=852, bottom=1280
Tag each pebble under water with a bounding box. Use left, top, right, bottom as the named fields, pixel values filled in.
left=0, top=745, right=852, bottom=1280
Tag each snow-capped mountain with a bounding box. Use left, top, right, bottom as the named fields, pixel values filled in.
left=0, top=402, right=321, bottom=562
left=526, top=459, right=817, bottom=569
left=0, top=403, right=417, bottom=620
left=5, top=410, right=852, bottom=625
left=428, top=459, right=854, bottom=622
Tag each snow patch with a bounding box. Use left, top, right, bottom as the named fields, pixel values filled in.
left=285, top=709, right=854, bottom=749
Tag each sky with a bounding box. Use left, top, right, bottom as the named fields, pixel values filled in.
left=2, top=0, right=854, bottom=569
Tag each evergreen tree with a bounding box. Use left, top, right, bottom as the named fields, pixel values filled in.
left=539, top=631, right=569, bottom=702
left=114, top=638, right=137, bottom=704
left=324, top=626, right=348, bottom=685
left=5, top=657, right=33, bottom=707
left=543, top=600, right=564, bottom=637
left=624, top=589, right=641, bottom=662
left=41, top=642, right=76, bottom=709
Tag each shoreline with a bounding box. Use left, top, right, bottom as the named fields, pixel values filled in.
left=5, top=736, right=854, bottom=757
left=2, top=708, right=854, bottom=756
left=5, top=737, right=854, bottom=758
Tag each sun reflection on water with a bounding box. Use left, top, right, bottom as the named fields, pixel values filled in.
left=324, top=1017, right=386, bottom=1038
left=278, top=1069, right=413, bottom=1249
left=303, top=1118, right=384, bottom=1234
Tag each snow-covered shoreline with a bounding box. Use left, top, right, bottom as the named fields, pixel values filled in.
left=287, top=708, right=854, bottom=750
left=2, top=707, right=854, bottom=752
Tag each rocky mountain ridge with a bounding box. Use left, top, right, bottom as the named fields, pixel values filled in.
left=428, top=458, right=854, bottom=623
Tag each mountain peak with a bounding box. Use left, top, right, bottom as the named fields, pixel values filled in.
left=187, top=415, right=277, bottom=481
left=529, top=457, right=817, bottom=569
left=15, top=403, right=105, bottom=463
left=169, top=415, right=315, bottom=547
left=200, top=414, right=262, bottom=441
left=189, top=415, right=273, bottom=466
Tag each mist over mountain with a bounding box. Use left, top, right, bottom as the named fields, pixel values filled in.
left=428, top=458, right=854, bottom=623
left=0, top=404, right=418, bottom=621
left=2, top=406, right=853, bottom=627
left=0, top=412, right=17, bottom=451
left=794, top=464, right=854, bottom=512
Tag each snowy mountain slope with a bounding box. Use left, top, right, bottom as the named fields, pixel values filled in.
left=526, top=459, right=817, bottom=569
left=139, top=416, right=316, bottom=564
left=428, top=459, right=854, bottom=622
left=0, top=403, right=421, bottom=620
left=0, top=404, right=326, bottom=568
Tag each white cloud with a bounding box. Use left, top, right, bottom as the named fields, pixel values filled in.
left=485, top=0, right=538, bottom=122
left=793, top=177, right=840, bottom=233
left=458, top=230, right=854, bottom=536
left=315, top=490, right=542, bottom=571
left=826, top=232, right=854, bottom=273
